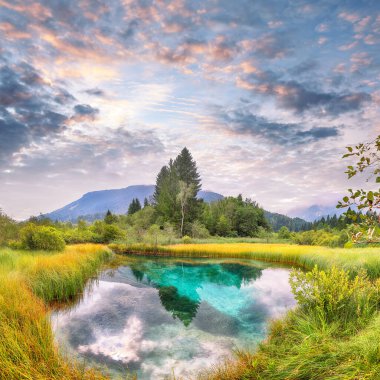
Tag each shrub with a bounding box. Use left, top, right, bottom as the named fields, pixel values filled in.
left=292, top=229, right=348, bottom=247
left=278, top=226, right=291, bottom=239
left=290, top=266, right=380, bottom=333
left=182, top=235, right=192, bottom=244
left=20, top=225, right=66, bottom=251
left=145, top=224, right=161, bottom=245
left=62, top=228, right=96, bottom=244
left=102, top=224, right=124, bottom=243
left=8, top=240, right=23, bottom=250
left=0, top=211, right=19, bottom=246
left=191, top=221, right=210, bottom=239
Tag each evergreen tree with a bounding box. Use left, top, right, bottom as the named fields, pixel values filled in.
left=143, top=198, right=149, bottom=208
left=154, top=160, right=180, bottom=223
left=128, top=198, right=142, bottom=215
left=104, top=210, right=117, bottom=224
left=173, top=147, right=201, bottom=193
left=173, top=147, right=202, bottom=230
left=153, top=148, right=202, bottom=234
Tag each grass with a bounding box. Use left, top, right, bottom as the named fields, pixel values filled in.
left=2, top=241, right=380, bottom=380
left=110, top=242, right=380, bottom=380
left=0, top=244, right=112, bottom=380
left=199, top=265, right=380, bottom=380
left=110, top=242, right=380, bottom=278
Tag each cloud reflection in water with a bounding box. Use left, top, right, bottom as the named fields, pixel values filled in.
left=52, top=259, right=296, bottom=379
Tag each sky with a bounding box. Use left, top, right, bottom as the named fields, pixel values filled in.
left=0, top=0, right=380, bottom=220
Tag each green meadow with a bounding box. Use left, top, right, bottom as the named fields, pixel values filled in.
left=1, top=241, right=380, bottom=379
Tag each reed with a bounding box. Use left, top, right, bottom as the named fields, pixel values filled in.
left=0, top=244, right=112, bottom=380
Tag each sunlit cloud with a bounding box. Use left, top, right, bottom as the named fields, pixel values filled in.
left=0, top=0, right=379, bottom=219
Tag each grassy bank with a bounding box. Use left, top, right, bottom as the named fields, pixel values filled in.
left=2, top=242, right=380, bottom=379
left=110, top=242, right=380, bottom=379
left=110, top=242, right=380, bottom=278
left=199, top=266, right=380, bottom=380
left=0, top=244, right=112, bottom=380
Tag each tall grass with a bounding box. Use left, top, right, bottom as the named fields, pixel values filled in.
left=2, top=242, right=380, bottom=379
left=111, top=242, right=380, bottom=379
left=110, top=242, right=380, bottom=278
left=0, top=244, right=112, bottom=380
left=200, top=265, right=380, bottom=380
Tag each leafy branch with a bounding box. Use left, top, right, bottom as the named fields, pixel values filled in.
left=337, top=135, right=380, bottom=239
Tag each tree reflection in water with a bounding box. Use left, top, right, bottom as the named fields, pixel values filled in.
left=128, top=259, right=263, bottom=325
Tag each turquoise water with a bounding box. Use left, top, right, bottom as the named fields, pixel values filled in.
left=52, top=257, right=296, bottom=379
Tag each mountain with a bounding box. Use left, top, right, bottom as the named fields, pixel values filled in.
left=264, top=211, right=311, bottom=232
left=43, top=184, right=310, bottom=231
left=44, top=185, right=224, bottom=222
left=287, top=204, right=346, bottom=222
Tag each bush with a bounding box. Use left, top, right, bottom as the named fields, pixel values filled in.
left=62, top=228, right=96, bottom=244
left=88, top=221, right=124, bottom=243
left=278, top=226, right=291, bottom=239
left=0, top=211, right=19, bottom=246
left=290, top=266, right=380, bottom=333
left=182, top=235, right=192, bottom=244
left=344, top=241, right=354, bottom=248
left=20, top=225, right=66, bottom=251
left=102, top=224, right=124, bottom=243
left=292, top=229, right=348, bottom=247
left=191, top=221, right=210, bottom=239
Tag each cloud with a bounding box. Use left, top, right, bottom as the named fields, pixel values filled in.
left=316, top=23, right=328, bottom=32
left=350, top=52, right=373, bottom=71
left=0, top=60, right=71, bottom=163
left=72, top=104, right=100, bottom=121
left=289, top=60, right=319, bottom=75
left=216, top=106, right=341, bottom=145
left=338, top=40, right=358, bottom=51
left=338, top=12, right=360, bottom=23
left=241, top=33, right=293, bottom=59
left=1, top=0, right=379, bottom=220
left=236, top=73, right=371, bottom=115
left=85, top=88, right=106, bottom=97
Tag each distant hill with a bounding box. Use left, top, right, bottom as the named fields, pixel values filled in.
left=287, top=204, right=346, bottom=222
left=43, top=184, right=311, bottom=231
left=43, top=185, right=224, bottom=222
left=264, top=211, right=310, bottom=232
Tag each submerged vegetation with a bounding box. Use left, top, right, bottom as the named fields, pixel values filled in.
left=0, top=244, right=111, bottom=380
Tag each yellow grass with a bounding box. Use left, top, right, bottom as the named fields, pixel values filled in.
left=0, top=244, right=112, bottom=380
left=164, top=243, right=380, bottom=278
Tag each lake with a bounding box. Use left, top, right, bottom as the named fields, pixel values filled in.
left=52, top=257, right=296, bottom=379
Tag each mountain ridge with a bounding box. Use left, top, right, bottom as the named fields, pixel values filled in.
left=43, top=185, right=224, bottom=222
left=287, top=204, right=346, bottom=222
left=43, top=184, right=311, bottom=231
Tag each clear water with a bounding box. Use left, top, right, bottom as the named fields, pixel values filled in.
left=52, top=257, right=296, bottom=379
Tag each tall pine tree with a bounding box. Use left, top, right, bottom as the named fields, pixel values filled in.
left=128, top=198, right=142, bottom=215
left=153, top=148, right=202, bottom=233
left=173, top=148, right=201, bottom=193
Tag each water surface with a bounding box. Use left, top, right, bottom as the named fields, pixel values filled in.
left=52, top=257, right=296, bottom=379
